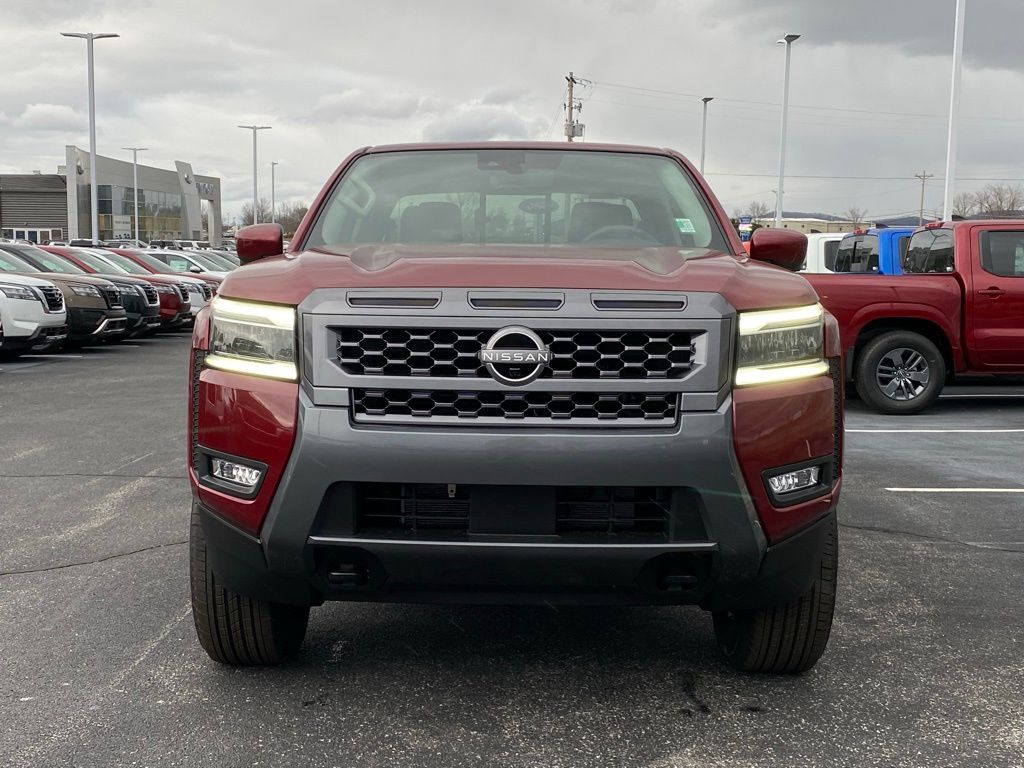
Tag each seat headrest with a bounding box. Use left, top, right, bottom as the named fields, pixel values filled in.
left=399, top=201, right=463, bottom=243
left=568, top=202, right=633, bottom=242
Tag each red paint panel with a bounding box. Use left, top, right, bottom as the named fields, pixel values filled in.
left=190, top=368, right=298, bottom=535
left=733, top=373, right=838, bottom=543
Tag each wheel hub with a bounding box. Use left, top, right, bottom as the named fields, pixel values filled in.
left=876, top=347, right=930, bottom=401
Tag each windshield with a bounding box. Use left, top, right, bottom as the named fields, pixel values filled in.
left=26, top=249, right=87, bottom=274
left=98, top=251, right=151, bottom=275
left=305, top=149, right=728, bottom=252
left=186, top=252, right=227, bottom=271
left=0, top=248, right=42, bottom=272
left=70, top=249, right=124, bottom=273
left=198, top=252, right=234, bottom=270
left=132, top=251, right=179, bottom=274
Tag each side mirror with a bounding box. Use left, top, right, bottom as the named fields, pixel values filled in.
left=189, top=266, right=202, bottom=273
left=748, top=228, right=807, bottom=271
left=236, top=223, right=284, bottom=265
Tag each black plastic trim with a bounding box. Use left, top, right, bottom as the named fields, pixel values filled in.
left=760, top=455, right=834, bottom=507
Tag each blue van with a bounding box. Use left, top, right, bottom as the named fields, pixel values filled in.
left=833, top=227, right=915, bottom=275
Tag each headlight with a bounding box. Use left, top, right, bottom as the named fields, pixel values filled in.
left=205, top=296, right=297, bottom=381
left=155, top=285, right=175, bottom=294
left=69, top=283, right=102, bottom=297
left=0, top=284, right=36, bottom=301
left=735, top=303, right=829, bottom=386
left=118, top=285, right=140, bottom=296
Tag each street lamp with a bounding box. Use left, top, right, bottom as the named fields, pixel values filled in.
left=775, top=33, right=800, bottom=228
left=270, top=161, right=278, bottom=224
left=61, top=31, right=119, bottom=244
left=237, top=125, right=271, bottom=224
left=122, top=147, right=147, bottom=243
left=699, top=97, right=713, bottom=175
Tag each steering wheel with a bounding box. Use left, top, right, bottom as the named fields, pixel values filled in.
left=581, top=224, right=661, bottom=246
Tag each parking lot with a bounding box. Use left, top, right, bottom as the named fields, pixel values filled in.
left=1, top=336, right=1022, bottom=768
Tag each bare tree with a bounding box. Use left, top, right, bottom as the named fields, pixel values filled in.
left=972, top=183, right=1024, bottom=216
left=239, top=198, right=273, bottom=226
left=276, top=201, right=310, bottom=236
left=844, top=207, right=868, bottom=226
left=745, top=200, right=772, bottom=219
left=951, top=192, right=977, bottom=218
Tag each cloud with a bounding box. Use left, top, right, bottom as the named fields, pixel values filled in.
left=12, top=103, right=84, bottom=131
left=310, top=90, right=439, bottom=122
left=421, top=104, right=545, bottom=142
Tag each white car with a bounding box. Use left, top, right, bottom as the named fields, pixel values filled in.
left=0, top=274, right=69, bottom=357
left=799, top=233, right=846, bottom=273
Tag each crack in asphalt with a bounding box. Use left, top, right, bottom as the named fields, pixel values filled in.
left=840, top=522, right=1024, bottom=554
left=0, top=539, right=188, bottom=577
left=0, top=472, right=187, bottom=479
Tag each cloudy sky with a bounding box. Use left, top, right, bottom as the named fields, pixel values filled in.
left=2, top=0, right=1023, bottom=222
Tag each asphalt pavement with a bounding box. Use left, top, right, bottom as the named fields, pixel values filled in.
left=1, top=336, right=1022, bottom=768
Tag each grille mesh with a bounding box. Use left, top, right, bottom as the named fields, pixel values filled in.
left=142, top=285, right=159, bottom=305
left=353, top=388, right=677, bottom=424
left=337, top=327, right=694, bottom=380
left=38, top=286, right=64, bottom=311
left=101, top=286, right=123, bottom=309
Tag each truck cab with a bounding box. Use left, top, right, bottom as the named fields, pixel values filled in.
left=833, top=227, right=914, bottom=275
left=799, top=233, right=845, bottom=273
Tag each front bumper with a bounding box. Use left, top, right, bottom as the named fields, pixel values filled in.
left=195, top=387, right=838, bottom=609
left=67, top=307, right=128, bottom=340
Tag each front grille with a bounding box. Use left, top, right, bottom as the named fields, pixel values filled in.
left=38, top=286, right=64, bottom=312
left=829, top=357, right=843, bottom=478
left=353, top=388, right=678, bottom=425
left=141, top=285, right=159, bottom=305
left=176, top=284, right=190, bottom=301
left=337, top=327, right=695, bottom=380
left=190, top=350, right=206, bottom=477
left=201, top=284, right=213, bottom=301
left=353, top=483, right=670, bottom=538
left=101, top=286, right=123, bottom=309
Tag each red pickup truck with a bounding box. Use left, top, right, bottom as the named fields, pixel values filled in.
left=804, top=220, right=1024, bottom=414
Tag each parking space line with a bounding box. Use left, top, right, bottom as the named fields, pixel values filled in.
left=938, top=393, right=1024, bottom=398
left=886, top=487, right=1024, bottom=493
left=848, top=428, right=1024, bottom=433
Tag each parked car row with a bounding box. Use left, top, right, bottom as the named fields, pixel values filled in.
left=0, top=241, right=235, bottom=360
left=799, top=228, right=915, bottom=274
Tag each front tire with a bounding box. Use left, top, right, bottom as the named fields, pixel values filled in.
left=855, top=330, right=945, bottom=415
left=189, top=504, right=309, bottom=665
left=713, top=515, right=837, bottom=674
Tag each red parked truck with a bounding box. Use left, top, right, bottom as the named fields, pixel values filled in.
left=804, top=220, right=1024, bottom=414
left=188, top=142, right=843, bottom=673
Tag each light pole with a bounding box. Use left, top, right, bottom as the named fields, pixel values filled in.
left=270, top=161, right=278, bottom=223
left=699, top=97, right=713, bottom=175
left=62, top=31, right=119, bottom=244
left=942, top=0, right=966, bottom=220
left=775, top=33, right=800, bottom=228
left=122, top=147, right=147, bottom=243
left=237, top=125, right=271, bottom=224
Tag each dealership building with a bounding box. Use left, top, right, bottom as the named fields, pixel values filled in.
left=0, top=146, right=222, bottom=244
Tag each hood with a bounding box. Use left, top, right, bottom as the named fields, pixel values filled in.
left=218, top=244, right=820, bottom=312
left=9, top=271, right=115, bottom=289
left=0, top=273, right=61, bottom=289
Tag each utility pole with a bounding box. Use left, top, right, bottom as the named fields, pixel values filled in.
left=237, top=125, right=271, bottom=224
left=914, top=171, right=934, bottom=225
left=565, top=72, right=585, bottom=142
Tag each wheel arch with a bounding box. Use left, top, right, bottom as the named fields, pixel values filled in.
left=850, top=316, right=957, bottom=383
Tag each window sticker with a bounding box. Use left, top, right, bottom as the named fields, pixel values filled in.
left=674, top=218, right=696, bottom=233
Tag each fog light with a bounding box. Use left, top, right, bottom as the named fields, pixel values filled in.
left=768, top=466, right=820, bottom=495
left=209, top=458, right=262, bottom=488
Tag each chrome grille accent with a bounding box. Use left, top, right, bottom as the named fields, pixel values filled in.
left=353, top=388, right=678, bottom=426
left=176, top=284, right=190, bottom=301
left=141, top=285, right=159, bottom=305
left=201, top=284, right=213, bottom=301
left=38, top=286, right=64, bottom=312
left=101, top=286, right=123, bottom=309
left=337, top=328, right=695, bottom=380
